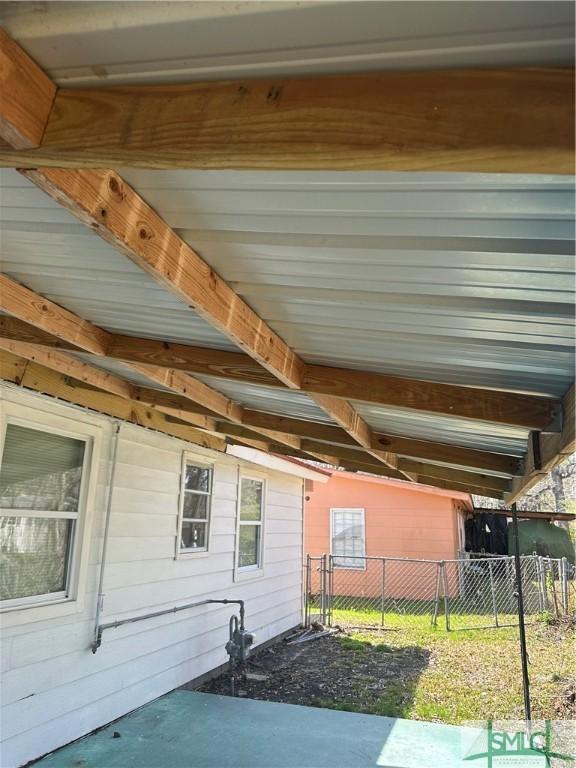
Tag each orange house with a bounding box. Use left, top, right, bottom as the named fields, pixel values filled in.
left=304, top=469, right=473, bottom=600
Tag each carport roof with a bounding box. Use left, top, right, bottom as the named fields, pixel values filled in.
left=0, top=1, right=574, bottom=504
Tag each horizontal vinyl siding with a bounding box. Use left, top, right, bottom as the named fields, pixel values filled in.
left=0, top=390, right=304, bottom=767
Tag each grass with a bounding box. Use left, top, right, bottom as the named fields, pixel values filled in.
left=313, top=609, right=575, bottom=724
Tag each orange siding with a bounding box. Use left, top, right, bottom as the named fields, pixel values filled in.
left=305, top=474, right=461, bottom=599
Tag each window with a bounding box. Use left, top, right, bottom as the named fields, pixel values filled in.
left=237, top=477, right=264, bottom=570
left=180, top=462, right=212, bottom=552
left=331, top=508, right=365, bottom=569
left=0, top=423, right=88, bottom=606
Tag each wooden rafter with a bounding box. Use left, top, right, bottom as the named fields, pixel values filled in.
left=0, top=68, right=573, bottom=173
left=505, top=384, right=575, bottom=505
left=0, top=315, right=559, bottom=431
left=472, top=507, right=576, bottom=522
left=0, top=28, right=57, bottom=149
left=14, top=169, right=402, bottom=475
left=0, top=313, right=523, bottom=476
left=0, top=349, right=226, bottom=452
left=0, top=336, right=510, bottom=495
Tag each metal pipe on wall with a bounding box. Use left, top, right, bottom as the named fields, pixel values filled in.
left=92, top=598, right=246, bottom=652
left=92, top=421, right=121, bottom=653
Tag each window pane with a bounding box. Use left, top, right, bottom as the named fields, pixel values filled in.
left=0, top=516, right=72, bottom=600
left=185, top=465, right=211, bottom=493
left=181, top=520, right=207, bottom=550
left=240, top=478, right=262, bottom=521
left=332, top=510, right=364, bottom=568
left=0, top=425, right=85, bottom=512
left=183, top=493, right=208, bottom=520
left=238, top=524, right=260, bottom=568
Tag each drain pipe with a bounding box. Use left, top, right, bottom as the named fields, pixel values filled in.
left=92, top=421, right=121, bottom=653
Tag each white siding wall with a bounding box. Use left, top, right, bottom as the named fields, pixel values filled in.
left=0, top=389, right=304, bottom=767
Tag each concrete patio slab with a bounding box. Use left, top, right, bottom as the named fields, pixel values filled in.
left=35, top=690, right=481, bottom=768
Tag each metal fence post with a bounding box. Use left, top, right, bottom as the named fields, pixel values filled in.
left=327, top=554, right=334, bottom=627
left=440, top=561, right=450, bottom=631
left=537, top=556, right=547, bottom=612
left=561, top=557, right=569, bottom=614
left=488, top=559, right=499, bottom=627
left=431, top=562, right=442, bottom=627
left=320, top=555, right=326, bottom=624
left=304, top=554, right=311, bottom=627
left=380, top=558, right=386, bottom=627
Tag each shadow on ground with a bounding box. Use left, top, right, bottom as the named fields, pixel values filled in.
left=196, top=629, right=431, bottom=718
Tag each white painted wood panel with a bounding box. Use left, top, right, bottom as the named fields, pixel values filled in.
left=0, top=389, right=306, bottom=767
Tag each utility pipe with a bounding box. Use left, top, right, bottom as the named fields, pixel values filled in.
left=92, top=598, right=245, bottom=653
left=92, top=421, right=121, bottom=653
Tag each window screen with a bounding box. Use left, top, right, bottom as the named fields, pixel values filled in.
left=331, top=508, right=365, bottom=568
left=237, top=477, right=264, bottom=569
left=0, top=424, right=87, bottom=603
left=180, top=463, right=212, bottom=551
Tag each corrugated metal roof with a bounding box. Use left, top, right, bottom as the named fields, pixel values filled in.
left=120, top=169, right=575, bottom=398
left=67, top=354, right=175, bottom=392
left=0, top=1, right=573, bottom=86
left=0, top=5, right=573, bottom=481
left=0, top=169, right=236, bottom=350
left=351, top=401, right=529, bottom=457
left=193, top=375, right=333, bottom=423
left=1, top=167, right=571, bottom=464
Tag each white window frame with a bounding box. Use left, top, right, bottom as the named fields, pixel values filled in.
left=330, top=507, right=366, bottom=570
left=177, top=453, right=214, bottom=557
left=234, top=472, right=266, bottom=580
left=0, top=413, right=95, bottom=612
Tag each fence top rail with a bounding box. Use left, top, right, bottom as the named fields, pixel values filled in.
left=328, top=554, right=447, bottom=564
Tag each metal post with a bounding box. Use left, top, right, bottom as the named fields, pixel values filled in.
left=441, top=561, right=450, bottom=631
left=431, top=562, right=442, bottom=627
left=488, top=560, right=499, bottom=628
left=380, top=558, right=386, bottom=627
left=327, top=555, right=334, bottom=627
left=304, top=554, right=311, bottom=627
left=511, top=503, right=531, bottom=722
left=561, top=557, right=569, bottom=614
left=319, top=554, right=326, bottom=625
left=536, top=556, right=546, bottom=612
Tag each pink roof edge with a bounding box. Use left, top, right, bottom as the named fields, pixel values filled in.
left=275, top=456, right=473, bottom=507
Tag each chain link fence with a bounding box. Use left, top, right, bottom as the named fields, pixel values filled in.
left=304, top=553, right=575, bottom=631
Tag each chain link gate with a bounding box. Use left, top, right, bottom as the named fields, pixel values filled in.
left=304, top=553, right=574, bottom=631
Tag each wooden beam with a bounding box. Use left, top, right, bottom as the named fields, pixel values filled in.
left=127, top=363, right=244, bottom=423
left=472, top=507, right=576, bottom=522
left=303, top=365, right=558, bottom=432
left=309, top=393, right=405, bottom=476
left=6, top=168, right=402, bottom=473
left=0, top=28, right=57, bottom=149
left=19, top=168, right=305, bottom=390
left=0, top=275, right=111, bottom=355
left=1, top=69, right=573, bottom=172
left=0, top=349, right=226, bottom=452
left=506, top=384, right=575, bottom=504
left=0, top=315, right=558, bottom=431
left=0, top=316, right=523, bottom=476
left=297, top=440, right=510, bottom=492
left=330, top=457, right=504, bottom=499
left=398, top=459, right=511, bottom=493
left=0, top=339, right=218, bottom=429
left=239, top=410, right=521, bottom=475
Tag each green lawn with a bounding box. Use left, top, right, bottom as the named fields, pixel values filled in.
left=315, top=609, right=575, bottom=724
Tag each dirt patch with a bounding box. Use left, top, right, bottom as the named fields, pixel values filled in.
left=199, top=627, right=431, bottom=716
